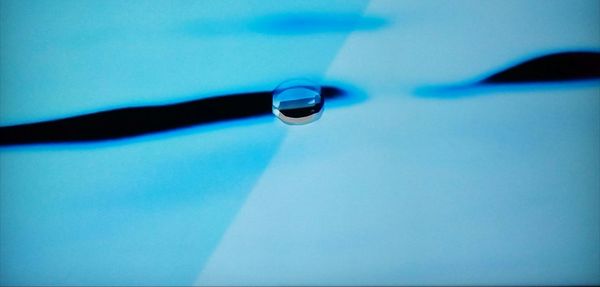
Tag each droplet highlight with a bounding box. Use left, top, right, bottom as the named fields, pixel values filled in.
left=272, top=79, right=323, bottom=125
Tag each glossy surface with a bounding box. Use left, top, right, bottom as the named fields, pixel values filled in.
left=272, top=79, right=323, bottom=125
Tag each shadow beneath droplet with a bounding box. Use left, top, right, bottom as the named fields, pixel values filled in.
left=0, top=85, right=360, bottom=147
left=415, top=50, right=600, bottom=99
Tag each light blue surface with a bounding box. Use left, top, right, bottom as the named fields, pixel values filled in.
left=1, top=0, right=599, bottom=285
left=198, top=86, right=600, bottom=285
left=196, top=0, right=600, bottom=285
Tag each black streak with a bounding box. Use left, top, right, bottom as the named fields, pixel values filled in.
left=0, top=87, right=345, bottom=146
left=481, top=51, right=600, bottom=84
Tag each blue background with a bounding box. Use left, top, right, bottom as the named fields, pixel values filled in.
left=1, top=0, right=599, bottom=285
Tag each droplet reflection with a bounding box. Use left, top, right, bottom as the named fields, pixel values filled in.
left=272, top=79, right=323, bottom=125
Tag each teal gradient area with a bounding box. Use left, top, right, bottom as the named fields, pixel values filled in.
left=0, top=118, right=286, bottom=285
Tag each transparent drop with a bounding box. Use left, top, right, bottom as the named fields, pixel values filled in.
left=272, top=79, right=323, bottom=125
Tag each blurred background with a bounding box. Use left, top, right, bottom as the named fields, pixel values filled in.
left=1, top=0, right=599, bottom=285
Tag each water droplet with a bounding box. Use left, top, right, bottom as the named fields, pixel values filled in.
left=272, top=79, right=323, bottom=125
